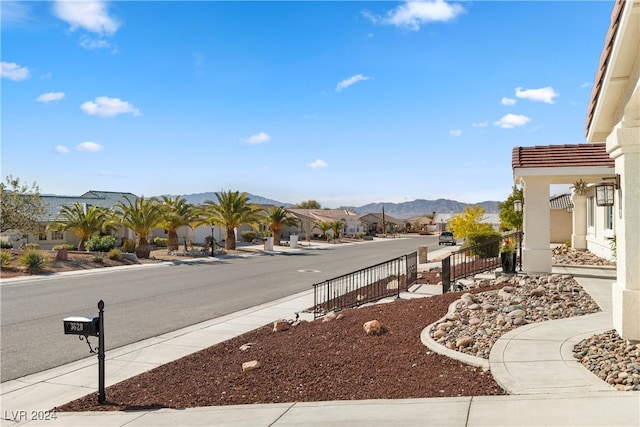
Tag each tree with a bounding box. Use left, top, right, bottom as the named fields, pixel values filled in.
left=48, top=203, right=115, bottom=251
left=0, top=176, right=45, bottom=235
left=315, top=221, right=334, bottom=242
left=295, top=200, right=321, bottom=209
left=498, top=186, right=524, bottom=231
left=114, top=196, right=162, bottom=259
left=159, top=196, right=199, bottom=252
left=449, top=206, right=493, bottom=239
left=199, top=190, right=263, bottom=250
left=263, top=206, right=299, bottom=246
left=329, top=220, right=344, bottom=243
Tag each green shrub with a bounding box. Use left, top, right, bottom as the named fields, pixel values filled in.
left=241, top=231, right=257, bottom=243
left=107, top=248, right=123, bottom=260
left=53, top=244, right=76, bottom=250
left=20, top=243, right=40, bottom=250
left=0, top=240, right=13, bottom=249
left=151, top=237, right=168, bottom=247
left=92, top=254, right=104, bottom=263
left=18, top=249, right=49, bottom=272
left=464, top=230, right=501, bottom=258
left=122, top=238, right=136, bottom=253
left=355, top=232, right=366, bottom=239
left=1, top=250, right=12, bottom=268
left=85, top=235, right=117, bottom=252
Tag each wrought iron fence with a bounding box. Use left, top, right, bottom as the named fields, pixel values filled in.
left=312, top=251, right=417, bottom=318
left=441, top=231, right=522, bottom=293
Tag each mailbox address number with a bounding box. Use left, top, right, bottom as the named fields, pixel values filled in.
left=68, top=322, right=86, bottom=332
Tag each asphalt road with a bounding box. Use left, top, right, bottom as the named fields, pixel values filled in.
left=0, top=235, right=439, bottom=382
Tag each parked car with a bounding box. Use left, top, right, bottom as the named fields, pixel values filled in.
left=438, top=231, right=457, bottom=245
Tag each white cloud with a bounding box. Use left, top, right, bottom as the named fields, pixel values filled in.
left=79, top=35, right=116, bottom=52
left=494, top=114, right=531, bottom=129
left=1, top=61, right=30, bottom=81
left=501, top=97, right=516, bottom=106
left=515, top=86, right=559, bottom=104
left=372, top=0, right=465, bottom=31
left=76, top=141, right=104, bottom=152
left=581, top=81, right=591, bottom=88
left=53, top=0, right=120, bottom=35
left=55, top=145, right=70, bottom=154
left=336, top=74, right=370, bottom=92
left=449, top=129, right=462, bottom=137
left=1, top=1, right=31, bottom=24
left=308, top=159, right=328, bottom=169
left=245, top=132, right=271, bottom=145
left=36, top=92, right=65, bottom=103
left=81, top=96, right=141, bottom=117
left=472, top=121, right=488, bottom=128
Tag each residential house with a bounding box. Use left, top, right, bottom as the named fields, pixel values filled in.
left=513, top=0, right=639, bottom=341
left=286, top=209, right=363, bottom=241
left=549, top=194, right=573, bottom=244
left=359, top=212, right=403, bottom=235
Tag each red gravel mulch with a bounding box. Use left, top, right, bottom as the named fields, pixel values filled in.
left=55, top=285, right=506, bottom=412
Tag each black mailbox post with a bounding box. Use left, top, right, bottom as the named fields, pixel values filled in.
left=63, top=300, right=105, bottom=404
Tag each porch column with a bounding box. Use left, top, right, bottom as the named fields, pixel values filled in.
left=522, top=176, right=552, bottom=273
left=571, top=192, right=587, bottom=250
left=607, top=117, right=640, bottom=342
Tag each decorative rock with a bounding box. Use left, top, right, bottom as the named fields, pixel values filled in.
left=456, top=336, right=473, bottom=348
left=363, top=320, right=382, bottom=335
left=322, top=311, right=337, bottom=323
left=530, top=286, right=546, bottom=297
left=242, top=360, right=261, bottom=372
left=468, top=317, right=483, bottom=326
left=56, top=248, right=68, bottom=261
left=273, top=320, right=289, bottom=332
left=239, top=343, right=255, bottom=351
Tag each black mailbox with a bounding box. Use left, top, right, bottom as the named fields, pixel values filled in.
left=63, top=316, right=100, bottom=336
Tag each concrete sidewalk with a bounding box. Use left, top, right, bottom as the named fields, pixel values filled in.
left=2, top=249, right=638, bottom=426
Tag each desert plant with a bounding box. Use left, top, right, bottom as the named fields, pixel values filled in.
left=158, top=196, right=199, bottom=252
left=85, top=235, right=117, bottom=252
left=20, top=242, right=40, bottom=250
left=151, top=237, right=168, bottom=247
left=1, top=250, right=12, bottom=268
left=122, top=238, right=136, bottom=253
left=53, top=244, right=76, bottom=250
left=92, top=254, right=104, bottom=263
left=0, top=240, right=13, bottom=249
left=18, top=249, right=49, bottom=272
left=114, top=196, right=163, bottom=259
left=107, top=248, right=123, bottom=260
left=263, top=206, right=299, bottom=246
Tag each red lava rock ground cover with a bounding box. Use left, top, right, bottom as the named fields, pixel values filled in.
left=55, top=283, right=507, bottom=412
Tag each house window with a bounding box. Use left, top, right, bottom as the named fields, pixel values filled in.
left=38, top=225, right=47, bottom=241
left=587, top=197, right=595, bottom=227
left=605, top=205, right=614, bottom=230
left=51, top=230, right=64, bottom=240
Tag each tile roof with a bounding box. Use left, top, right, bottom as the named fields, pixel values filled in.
left=511, top=144, right=614, bottom=169
left=549, top=194, right=573, bottom=210
left=286, top=208, right=358, bottom=223
left=358, top=213, right=403, bottom=226
left=585, top=0, right=625, bottom=136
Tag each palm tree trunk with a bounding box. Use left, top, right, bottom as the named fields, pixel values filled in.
left=273, top=226, right=281, bottom=246
left=136, top=236, right=151, bottom=259
left=226, top=228, right=236, bottom=250
left=78, top=239, right=86, bottom=251
left=167, top=231, right=179, bottom=252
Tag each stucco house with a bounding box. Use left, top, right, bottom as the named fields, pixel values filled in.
left=286, top=208, right=363, bottom=241
left=359, top=212, right=403, bottom=235
left=513, top=0, right=639, bottom=342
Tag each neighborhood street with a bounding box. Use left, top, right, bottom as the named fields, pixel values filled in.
left=0, top=235, right=439, bottom=382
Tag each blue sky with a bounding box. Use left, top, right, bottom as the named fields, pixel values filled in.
left=1, top=0, right=614, bottom=208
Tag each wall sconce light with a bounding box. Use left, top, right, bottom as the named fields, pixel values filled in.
left=566, top=203, right=574, bottom=213
left=595, top=174, right=620, bottom=207
left=513, top=200, right=522, bottom=212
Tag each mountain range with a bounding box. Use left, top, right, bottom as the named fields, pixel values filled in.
left=168, top=192, right=500, bottom=219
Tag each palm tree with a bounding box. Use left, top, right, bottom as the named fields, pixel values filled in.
left=263, top=206, right=299, bottom=246
left=114, top=196, right=162, bottom=258
left=316, top=221, right=334, bottom=242
left=48, top=203, right=115, bottom=251
left=159, top=196, right=199, bottom=252
left=199, top=190, right=263, bottom=250
left=329, top=220, right=344, bottom=243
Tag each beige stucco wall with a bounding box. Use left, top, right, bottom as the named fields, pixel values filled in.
left=550, top=210, right=572, bottom=244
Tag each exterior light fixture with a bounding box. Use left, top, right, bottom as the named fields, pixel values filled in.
left=595, top=175, right=620, bottom=207
left=566, top=203, right=574, bottom=213
left=513, top=200, right=522, bottom=212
